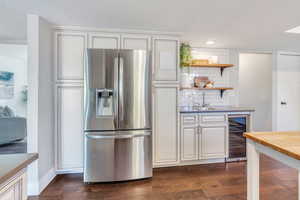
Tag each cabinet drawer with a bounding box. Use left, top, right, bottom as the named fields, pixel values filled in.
left=200, top=115, right=226, bottom=124
left=182, top=115, right=197, bottom=126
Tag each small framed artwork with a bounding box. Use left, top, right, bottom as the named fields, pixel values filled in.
left=0, top=71, right=14, bottom=99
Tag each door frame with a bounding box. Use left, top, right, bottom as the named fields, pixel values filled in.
left=275, top=51, right=300, bottom=131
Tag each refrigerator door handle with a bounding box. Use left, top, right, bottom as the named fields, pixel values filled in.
left=116, top=132, right=151, bottom=139
left=119, top=57, right=125, bottom=123
left=86, top=134, right=115, bottom=139
left=86, top=132, right=151, bottom=140
left=114, top=57, right=119, bottom=128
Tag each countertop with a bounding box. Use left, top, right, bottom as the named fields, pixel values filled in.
left=244, top=131, right=300, bottom=160
left=0, top=153, right=38, bottom=185
left=180, top=106, right=255, bottom=113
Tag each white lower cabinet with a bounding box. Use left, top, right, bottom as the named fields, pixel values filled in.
left=0, top=171, right=27, bottom=200
left=201, top=126, right=227, bottom=159
left=181, top=126, right=199, bottom=161
left=180, top=113, right=228, bottom=162
left=56, top=85, right=84, bottom=171
left=153, top=85, right=179, bottom=166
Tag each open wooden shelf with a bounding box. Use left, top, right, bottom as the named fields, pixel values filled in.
left=183, top=64, right=234, bottom=76
left=180, top=87, right=233, bottom=90
left=180, top=87, right=233, bottom=98
left=188, top=64, right=234, bottom=68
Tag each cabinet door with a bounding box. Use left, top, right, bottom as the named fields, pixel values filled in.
left=152, top=37, right=179, bottom=82
left=0, top=186, right=15, bottom=200
left=56, top=85, right=84, bottom=170
left=201, top=126, right=227, bottom=159
left=55, top=32, right=87, bottom=81
left=181, top=126, right=199, bottom=161
left=153, top=85, right=179, bottom=166
left=88, top=33, right=120, bottom=49
left=0, top=171, right=26, bottom=200
left=121, top=34, right=151, bottom=50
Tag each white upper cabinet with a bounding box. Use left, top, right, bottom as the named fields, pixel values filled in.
left=55, top=32, right=87, bottom=81
left=88, top=33, right=120, bottom=49
left=152, top=37, right=179, bottom=82
left=56, top=85, right=84, bottom=170
left=153, top=85, right=179, bottom=166
left=121, top=34, right=151, bottom=50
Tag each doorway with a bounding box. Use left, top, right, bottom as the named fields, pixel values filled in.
left=0, top=44, right=28, bottom=154
left=238, top=53, right=273, bottom=131
left=276, top=53, right=300, bottom=131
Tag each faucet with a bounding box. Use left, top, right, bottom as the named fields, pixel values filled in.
left=202, top=92, right=209, bottom=107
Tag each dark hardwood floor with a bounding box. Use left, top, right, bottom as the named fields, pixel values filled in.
left=30, top=155, right=297, bottom=200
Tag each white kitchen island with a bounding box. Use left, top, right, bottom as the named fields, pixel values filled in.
left=0, top=153, right=38, bottom=200
left=244, top=131, right=300, bottom=200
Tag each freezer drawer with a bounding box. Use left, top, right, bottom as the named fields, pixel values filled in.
left=84, top=130, right=152, bottom=182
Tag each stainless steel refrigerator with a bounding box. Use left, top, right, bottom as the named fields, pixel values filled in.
left=83, top=49, right=152, bottom=183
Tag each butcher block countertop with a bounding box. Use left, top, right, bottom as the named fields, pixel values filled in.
left=244, top=131, right=300, bottom=160
left=0, top=153, right=38, bottom=185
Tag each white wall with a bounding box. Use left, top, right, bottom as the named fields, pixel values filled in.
left=27, top=14, right=55, bottom=195
left=238, top=53, right=272, bottom=131
left=37, top=16, right=55, bottom=190
left=0, top=44, right=27, bottom=117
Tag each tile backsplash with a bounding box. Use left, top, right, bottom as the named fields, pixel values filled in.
left=179, top=48, right=237, bottom=107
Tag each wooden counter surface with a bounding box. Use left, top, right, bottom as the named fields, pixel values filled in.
left=0, top=153, right=38, bottom=185
left=244, top=131, right=300, bottom=161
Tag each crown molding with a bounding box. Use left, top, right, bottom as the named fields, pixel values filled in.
left=53, top=25, right=182, bottom=37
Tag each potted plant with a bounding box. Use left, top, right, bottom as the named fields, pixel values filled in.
left=180, top=42, right=192, bottom=67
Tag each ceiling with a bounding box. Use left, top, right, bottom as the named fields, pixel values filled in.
left=1, top=0, right=300, bottom=50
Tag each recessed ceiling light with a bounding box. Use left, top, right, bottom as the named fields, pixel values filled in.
left=286, top=26, right=300, bottom=34
left=206, top=40, right=215, bottom=45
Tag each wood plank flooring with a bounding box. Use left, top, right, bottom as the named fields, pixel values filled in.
left=30, top=155, right=298, bottom=200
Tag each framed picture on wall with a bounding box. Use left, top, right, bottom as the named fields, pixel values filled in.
left=0, top=71, right=14, bottom=99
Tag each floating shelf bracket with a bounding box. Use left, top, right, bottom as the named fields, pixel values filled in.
left=220, top=89, right=225, bottom=98
left=220, top=68, right=224, bottom=76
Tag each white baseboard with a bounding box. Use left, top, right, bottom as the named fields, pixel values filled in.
left=153, top=158, right=226, bottom=168
left=28, top=182, right=39, bottom=196
left=27, top=162, right=39, bottom=196
left=56, top=168, right=83, bottom=174
left=39, top=168, right=56, bottom=193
